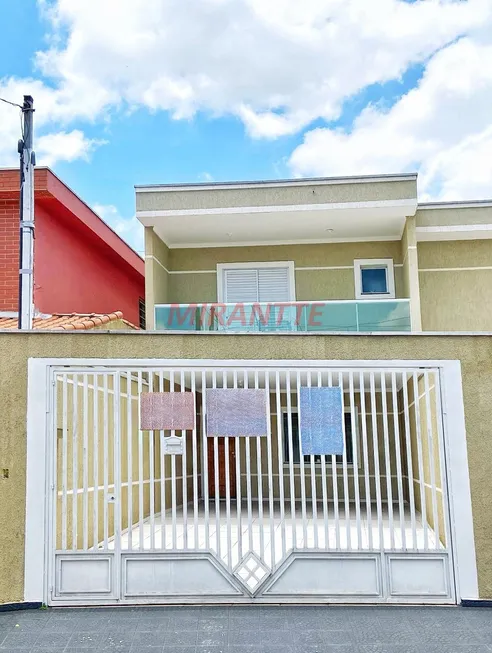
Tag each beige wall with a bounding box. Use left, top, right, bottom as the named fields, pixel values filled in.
left=151, top=241, right=405, bottom=306
left=145, top=228, right=170, bottom=329
left=137, top=178, right=417, bottom=213
left=401, top=218, right=422, bottom=331
left=1, top=332, right=492, bottom=602
left=418, top=240, right=492, bottom=331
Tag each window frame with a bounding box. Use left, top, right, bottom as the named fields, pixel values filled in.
left=216, top=261, right=296, bottom=303
left=281, top=407, right=360, bottom=468
left=354, top=258, right=395, bottom=300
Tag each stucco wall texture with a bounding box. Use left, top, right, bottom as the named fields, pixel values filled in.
left=419, top=240, right=492, bottom=331
left=151, top=241, right=405, bottom=305
left=136, top=178, right=417, bottom=212
left=1, top=331, right=492, bottom=604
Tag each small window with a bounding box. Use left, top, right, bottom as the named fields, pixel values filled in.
left=139, top=297, right=146, bottom=330
left=354, top=259, right=395, bottom=300
left=282, top=412, right=354, bottom=464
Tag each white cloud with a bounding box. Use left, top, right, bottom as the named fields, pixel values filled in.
left=0, top=76, right=106, bottom=167
left=26, top=0, right=492, bottom=140
left=289, top=33, right=492, bottom=200
left=36, top=130, right=106, bottom=166
left=2, top=0, right=492, bottom=200
left=93, top=203, right=144, bottom=255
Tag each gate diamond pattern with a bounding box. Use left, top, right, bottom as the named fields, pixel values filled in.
left=233, top=551, right=271, bottom=594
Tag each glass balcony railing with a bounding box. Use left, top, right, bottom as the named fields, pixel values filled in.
left=154, top=300, right=411, bottom=332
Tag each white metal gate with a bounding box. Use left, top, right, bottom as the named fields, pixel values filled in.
left=46, top=361, right=455, bottom=604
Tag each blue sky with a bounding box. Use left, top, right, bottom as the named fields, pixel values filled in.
left=0, top=0, right=490, bottom=253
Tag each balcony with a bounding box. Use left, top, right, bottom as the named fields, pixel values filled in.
left=154, top=299, right=411, bottom=333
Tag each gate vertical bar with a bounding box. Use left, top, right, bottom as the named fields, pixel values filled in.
left=424, top=371, right=440, bottom=549
left=339, top=372, right=351, bottom=550
left=61, top=374, right=68, bottom=551
left=159, top=371, right=166, bottom=549
left=296, top=370, right=309, bottom=548
left=71, top=374, right=78, bottom=551
left=264, top=371, right=276, bottom=567
left=380, top=374, right=394, bottom=550
left=102, top=374, right=109, bottom=549
left=370, top=372, right=383, bottom=551
left=349, top=371, right=362, bottom=550
left=137, top=371, right=144, bottom=550
left=113, top=372, right=122, bottom=599
left=212, top=370, right=220, bottom=557
left=402, top=372, right=417, bottom=550
left=359, top=371, right=372, bottom=550
left=82, top=374, right=89, bottom=550
left=255, top=371, right=265, bottom=562
left=149, top=371, right=156, bottom=550
left=201, top=370, right=210, bottom=551
left=169, top=370, right=177, bottom=550
left=435, top=369, right=452, bottom=553
left=191, top=372, right=199, bottom=551
left=412, top=371, right=429, bottom=550
left=244, top=371, right=253, bottom=555
left=93, top=374, right=99, bottom=550
left=126, top=372, right=133, bottom=551
left=285, top=371, right=297, bottom=550
left=329, top=371, right=340, bottom=550
left=180, top=370, right=188, bottom=550
left=233, top=370, right=242, bottom=561
left=223, top=371, right=232, bottom=570
left=307, top=372, right=318, bottom=549
left=275, top=371, right=286, bottom=559
left=318, top=371, right=329, bottom=550
left=391, top=371, right=406, bottom=550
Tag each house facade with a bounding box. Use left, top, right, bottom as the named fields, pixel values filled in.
left=137, top=173, right=492, bottom=334
left=0, top=167, right=145, bottom=327
left=2, top=174, right=491, bottom=609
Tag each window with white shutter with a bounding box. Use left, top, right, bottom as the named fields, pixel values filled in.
left=218, top=262, right=295, bottom=303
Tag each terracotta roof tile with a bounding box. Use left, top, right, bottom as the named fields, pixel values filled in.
left=0, top=311, right=138, bottom=331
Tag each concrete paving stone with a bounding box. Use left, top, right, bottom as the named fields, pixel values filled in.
left=68, top=631, right=106, bottom=647
left=161, top=631, right=198, bottom=647
left=31, top=632, right=72, bottom=648
left=0, top=633, right=41, bottom=648
left=131, top=632, right=164, bottom=648
left=227, top=630, right=262, bottom=645
left=197, top=618, right=228, bottom=632
left=196, top=632, right=228, bottom=647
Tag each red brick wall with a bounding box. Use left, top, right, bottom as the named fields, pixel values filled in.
left=0, top=199, right=19, bottom=311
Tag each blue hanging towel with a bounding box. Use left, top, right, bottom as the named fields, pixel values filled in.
left=299, top=386, right=344, bottom=455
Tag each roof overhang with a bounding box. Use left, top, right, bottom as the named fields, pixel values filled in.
left=136, top=174, right=418, bottom=248
left=0, top=167, right=144, bottom=277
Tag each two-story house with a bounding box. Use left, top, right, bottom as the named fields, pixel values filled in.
left=12, top=174, right=487, bottom=609
left=138, top=173, right=492, bottom=334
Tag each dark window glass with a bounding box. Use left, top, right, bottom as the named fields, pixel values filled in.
left=282, top=412, right=354, bottom=464
left=361, top=267, right=388, bottom=294
left=139, top=297, right=146, bottom=330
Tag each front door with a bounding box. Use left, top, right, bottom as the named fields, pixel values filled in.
left=208, top=438, right=236, bottom=498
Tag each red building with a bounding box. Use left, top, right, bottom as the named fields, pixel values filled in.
left=0, top=167, right=144, bottom=327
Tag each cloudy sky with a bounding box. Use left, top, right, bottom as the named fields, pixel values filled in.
left=1, top=0, right=492, bottom=254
